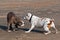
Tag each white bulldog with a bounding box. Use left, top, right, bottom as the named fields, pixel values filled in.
left=24, top=13, right=58, bottom=35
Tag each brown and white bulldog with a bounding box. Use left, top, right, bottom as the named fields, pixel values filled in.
left=24, top=13, right=58, bottom=35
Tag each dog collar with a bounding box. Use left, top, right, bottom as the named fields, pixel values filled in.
left=29, top=15, right=33, bottom=22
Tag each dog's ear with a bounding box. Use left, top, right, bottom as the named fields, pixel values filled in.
left=28, top=13, right=32, bottom=18
left=51, top=19, right=54, bottom=22
left=28, top=13, right=32, bottom=16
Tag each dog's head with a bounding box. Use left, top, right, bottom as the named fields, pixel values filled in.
left=17, top=20, right=24, bottom=27
left=15, top=17, right=24, bottom=27
left=24, top=13, right=32, bottom=20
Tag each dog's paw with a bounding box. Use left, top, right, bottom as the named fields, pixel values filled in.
left=25, top=31, right=30, bottom=33
left=44, top=31, right=51, bottom=35
left=56, top=31, right=59, bottom=34
left=44, top=33, right=49, bottom=35
left=8, top=30, right=11, bottom=32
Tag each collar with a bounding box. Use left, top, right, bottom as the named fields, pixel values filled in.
left=29, top=15, right=33, bottom=22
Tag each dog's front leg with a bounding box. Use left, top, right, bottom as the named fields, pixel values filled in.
left=7, top=23, right=12, bottom=32
left=25, top=25, right=35, bottom=33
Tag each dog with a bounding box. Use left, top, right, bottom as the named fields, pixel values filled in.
left=7, top=12, right=24, bottom=32
left=24, top=13, right=58, bottom=35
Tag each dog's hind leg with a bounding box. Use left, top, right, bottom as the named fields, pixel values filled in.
left=14, top=24, right=18, bottom=31
left=7, top=23, right=10, bottom=32
left=43, top=25, right=51, bottom=35
left=25, top=25, right=35, bottom=33
left=52, top=24, right=58, bottom=34
left=50, top=22, right=58, bottom=34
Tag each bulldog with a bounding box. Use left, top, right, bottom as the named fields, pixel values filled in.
left=24, top=13, right=58, bottom=35
left=7, top=12, right=24, bottom=32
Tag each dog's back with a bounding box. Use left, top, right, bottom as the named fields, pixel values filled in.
left=7, top=12, right=16, bottom=23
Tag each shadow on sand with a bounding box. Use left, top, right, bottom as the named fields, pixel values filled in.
left=0, top=25, right=60, bottom=33
left=0, top=25, right=48, bottom=33
left=0, top=25, right=7, bottom=31
left=18, top=25, right=60, bottom=33
left=19, top=28, right=45, bottom=33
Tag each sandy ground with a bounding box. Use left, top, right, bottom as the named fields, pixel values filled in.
left=0, top=0, right=60, bottom=40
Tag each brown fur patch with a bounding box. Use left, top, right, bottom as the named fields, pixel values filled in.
left=48, top=25, right=51, bottom=29
left=47, top=20, right=53, bottom=29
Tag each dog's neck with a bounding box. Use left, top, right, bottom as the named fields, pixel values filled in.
left=29, top=14, right=33, bottom=22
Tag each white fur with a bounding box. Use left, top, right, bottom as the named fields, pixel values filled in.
left=21, top=21, right=24, bottom=27
left=24, top=13, right=58, bottom=35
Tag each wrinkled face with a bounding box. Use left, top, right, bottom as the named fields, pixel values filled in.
left=24, top=13, right=32, bottom=20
